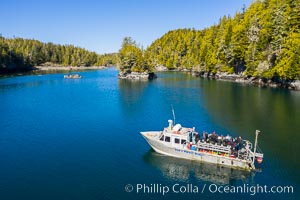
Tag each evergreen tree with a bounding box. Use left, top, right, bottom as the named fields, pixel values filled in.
left=118, top=37, right=152, bottom=73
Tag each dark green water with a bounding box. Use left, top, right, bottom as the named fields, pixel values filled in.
left=0, top=69, right=298, bottom=200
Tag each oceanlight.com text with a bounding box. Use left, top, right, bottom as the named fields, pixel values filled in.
left=125, top=183, right=294, bottom=196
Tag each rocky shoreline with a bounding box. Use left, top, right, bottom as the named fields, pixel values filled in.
left=118, top=72, right=157, bottom=80
left=155, top=65, right=168, bottom=71
left=0, top=64, right=108, bottom=76
left=34, top=65, right=107, bottom=71
left=192, top=71, right=300, bottom=91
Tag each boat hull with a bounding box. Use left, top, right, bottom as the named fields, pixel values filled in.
left=141, top=131, right=252, bottom=171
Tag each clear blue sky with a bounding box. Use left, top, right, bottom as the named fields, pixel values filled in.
left=0, top=0, right=252, bottom=54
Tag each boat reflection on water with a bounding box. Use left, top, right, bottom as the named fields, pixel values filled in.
left=143, top=150, right=255, bottom=185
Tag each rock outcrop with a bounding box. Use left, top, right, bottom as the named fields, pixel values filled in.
left=192, top=71, right=300, bottom=90
left=118, top=72, right=157, bottom=80
left=289, top=80, right=300, bottom=90
left=155, top=65, right=168, bottom=71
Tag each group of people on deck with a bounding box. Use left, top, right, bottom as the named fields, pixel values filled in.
left=188, top=131, right=246, bottom=151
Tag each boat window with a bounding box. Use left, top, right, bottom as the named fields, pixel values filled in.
left=174, top=138, right=180, bottom=144
left=160, top=135, right=164, bottom=141
left=165, top=136, right=171, bottom=142
left=181, top=139, right=186, bottom=144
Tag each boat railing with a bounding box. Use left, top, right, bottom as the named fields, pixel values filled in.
left=255, top=153, right=264, bottom=158
left=197, top=141, right=231, bottom=153
left=244, top=147, right=264, bottom=159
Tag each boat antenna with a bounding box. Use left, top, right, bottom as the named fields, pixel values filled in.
left=171, top=104, right=176, bottom=124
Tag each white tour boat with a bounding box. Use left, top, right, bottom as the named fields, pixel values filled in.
left=141, top=119, right=264, bottom=171
left=64, top=74, right=82, bottom=79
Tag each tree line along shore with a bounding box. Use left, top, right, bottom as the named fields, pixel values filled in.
left=117, top=0, right=299, bottom=88
left=1, top=0, right=299, bottom=89
left=0, top=36, right=117, bottom=74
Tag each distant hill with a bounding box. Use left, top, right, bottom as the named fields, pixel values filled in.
left=0, top=36, right=117, bottom=73
left=145, top=0, right=300, bottom=80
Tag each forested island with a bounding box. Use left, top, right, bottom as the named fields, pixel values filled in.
left=117, top=0, right=300, bottom=88
left=1, top=0, right=299, bottom=88
left=0, top=36, right=117, bottom=74
left=117, top=37, right=156, bottom=80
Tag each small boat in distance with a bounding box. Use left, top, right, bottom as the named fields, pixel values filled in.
left=141, top=119, right=264, bottom=171
left=64, top=74, right=82, bottom=79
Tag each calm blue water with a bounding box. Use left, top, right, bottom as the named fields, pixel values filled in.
left=0, top=68, right=299, bottom=200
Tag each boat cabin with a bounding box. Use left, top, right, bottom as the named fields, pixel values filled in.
left=158, top=120, right=193, bottom=148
